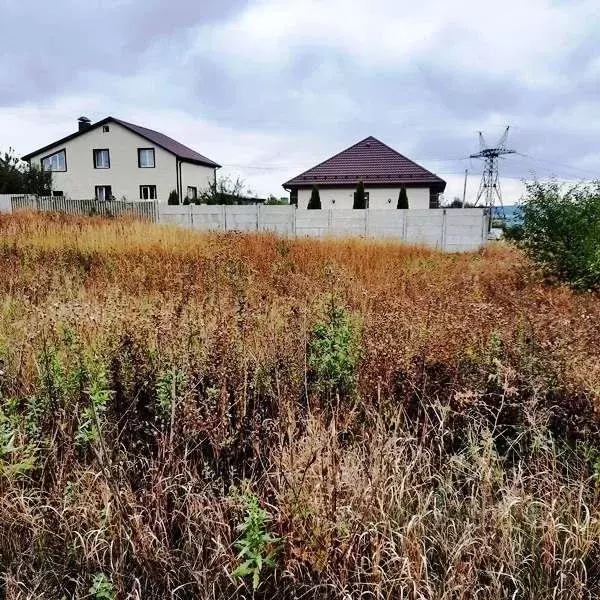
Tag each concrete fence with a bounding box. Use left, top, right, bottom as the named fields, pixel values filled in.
left=159, top=204, right=488, bottom=251
left=3, top=195, right=489, bottom=251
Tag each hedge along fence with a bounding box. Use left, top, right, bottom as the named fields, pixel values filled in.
left=10, top=195, right=158, bottom=222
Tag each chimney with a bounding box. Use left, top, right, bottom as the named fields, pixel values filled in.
left=78, top=116, right=92, bottom=132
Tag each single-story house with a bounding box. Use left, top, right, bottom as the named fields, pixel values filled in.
left=283, top=136, right=446, bottom=209
left=22, top=116, right=221, bottom=202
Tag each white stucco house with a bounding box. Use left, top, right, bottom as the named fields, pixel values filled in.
left=22, top=116, right=220, bottom=202
left=283, top=136, right=446, bottom=209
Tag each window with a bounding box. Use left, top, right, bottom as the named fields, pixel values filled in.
left=138, top=148, right=155, bottom=168
left=139, top=185, right=157, bottom=200
left=93, top=149, right=110, bottom=169
left=95, top=185, right=112, bottom=201
left=41, top=149, right=66, bottom=172
left=52, top=190, right=64, bottom=197
left=186, top=186, right=197, bottom=201
left=102, top=125, right=110, bottom=132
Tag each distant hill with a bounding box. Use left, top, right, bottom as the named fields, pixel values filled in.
left=493, top=205, right=521, bottom=224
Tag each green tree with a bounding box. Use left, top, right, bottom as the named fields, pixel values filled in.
left=198, top=176, right=247, bottom=205
left=307, top=185, right=321, bottom=210
left=397, top=186, right=409, bottom=209
left=353, top=180, right=366, bottom=209
left=167, top=190, right=179, bottom=205
left=507, top=179, right=600, bottom=290
left=264, top=195, right=288, bottom=205
left=0, top=148, right=51, bottom=195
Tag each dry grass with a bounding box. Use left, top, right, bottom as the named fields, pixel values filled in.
left=0, top=211, right=599, bottom=599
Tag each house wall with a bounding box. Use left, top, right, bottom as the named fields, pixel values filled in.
left=180, top=161, right=215, bottom=200
left=27, top=122, right=216, bottom=202
left=296, top=186, right=431, bottom=209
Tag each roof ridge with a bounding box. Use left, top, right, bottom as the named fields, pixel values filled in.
left=372, top=137, right=440, bottom=179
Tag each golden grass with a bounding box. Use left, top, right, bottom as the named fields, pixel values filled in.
left=0, top=212, right=599, bottom=599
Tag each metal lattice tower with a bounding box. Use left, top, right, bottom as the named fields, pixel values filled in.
left=470, top=127, right=516, bottom=217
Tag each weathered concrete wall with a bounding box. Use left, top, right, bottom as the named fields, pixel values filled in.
left=157, top=205, right=488, bottom=251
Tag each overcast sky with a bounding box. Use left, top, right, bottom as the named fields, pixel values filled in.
left=1, top=0, right=598, bottom=202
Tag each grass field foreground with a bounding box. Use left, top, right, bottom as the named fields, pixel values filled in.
left=1, top=212, right=600, bottom=599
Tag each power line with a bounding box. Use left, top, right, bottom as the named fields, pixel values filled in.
left=515, top=152, right=598, bottom=178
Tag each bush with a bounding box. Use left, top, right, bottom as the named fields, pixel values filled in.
left=307, top=185, right=321, bottom=210
left=308, top=297, right=361, bottom=397
left=167, top=190, right=179, bottom=205
left=509, top=180, right=600, bottom=289
left=353, top=180, right=366, bottom=209
left=397, top=186, right=409, bottom=209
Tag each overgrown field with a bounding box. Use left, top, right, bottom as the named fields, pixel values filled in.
left=1, top=212, right=600, bottom=599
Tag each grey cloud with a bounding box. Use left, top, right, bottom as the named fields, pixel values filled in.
left=0, top=0, right=247, bottom=105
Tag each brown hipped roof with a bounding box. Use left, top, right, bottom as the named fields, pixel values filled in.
left=22, top=116, right=221, bottom=168
left=283, top=136, right=446, bottom=191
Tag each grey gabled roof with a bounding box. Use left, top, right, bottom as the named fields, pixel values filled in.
left=22, top=116, right=221, bottom=168
left=283, top=136, right=446, bottom=191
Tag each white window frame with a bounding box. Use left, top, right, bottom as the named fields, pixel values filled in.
left=138, top=148, right=155, bottom=168
left=41, top=149, right=66, bottom=172
left=95, top=186, right=112, bottom=202
left=140, top=185, right=157, bottom=200
left=93, top=149, right=110, bottom=169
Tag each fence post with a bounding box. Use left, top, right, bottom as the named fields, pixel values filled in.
left=292, top=205, right=296, bottom=237
left=441, top=208, right=447, bottom=251
left=402, top=211, right=408, bottom=241
left=222, top=205, right=227, bottom=231
left=257, top=203, right=262, bottom=231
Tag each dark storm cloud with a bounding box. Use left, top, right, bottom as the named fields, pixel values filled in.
left=0, top=0, right=248, bottom=105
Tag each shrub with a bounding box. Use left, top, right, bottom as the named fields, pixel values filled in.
left=231, top=491, right=280, bottom=591
left=308, top=296, right=361, bottom=397
left=509, top=180, right=600, bottom=289
left=307, top=185, right=321, bottom=210
left=397, top=186, right=409, bottom=209
left=167, top=189, right=179, bottom=205
left=353, top=180, right=366, bottom=209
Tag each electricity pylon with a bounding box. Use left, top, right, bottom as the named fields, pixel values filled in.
left=470, top=126, right=516, bottom=218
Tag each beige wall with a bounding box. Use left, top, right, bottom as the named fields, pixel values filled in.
left=28, top=122, right=216, bottom=202
left=296, top=186, right=431, bottom=209
left=181, top=161, right=215, bottom=200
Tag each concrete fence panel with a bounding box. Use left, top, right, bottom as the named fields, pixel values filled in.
left=259, top=205, right=295, bottom=235
left=225, top=205, right=258, bottom=231
left=157, top=205, right=192, bottom=228
left=444, top=209, right=488, bottom=251
left=367, top=210, right=405, bottom=239
left=190, top=205, right=225, bottom=231
left=405, top=210, right=445, bottom=248
left=330, top=209, right=367, bottom=237
left=296, top=210, right=330, bottom=237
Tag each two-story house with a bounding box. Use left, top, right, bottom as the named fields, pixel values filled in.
left=22, top=116, right=221, bottom=202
